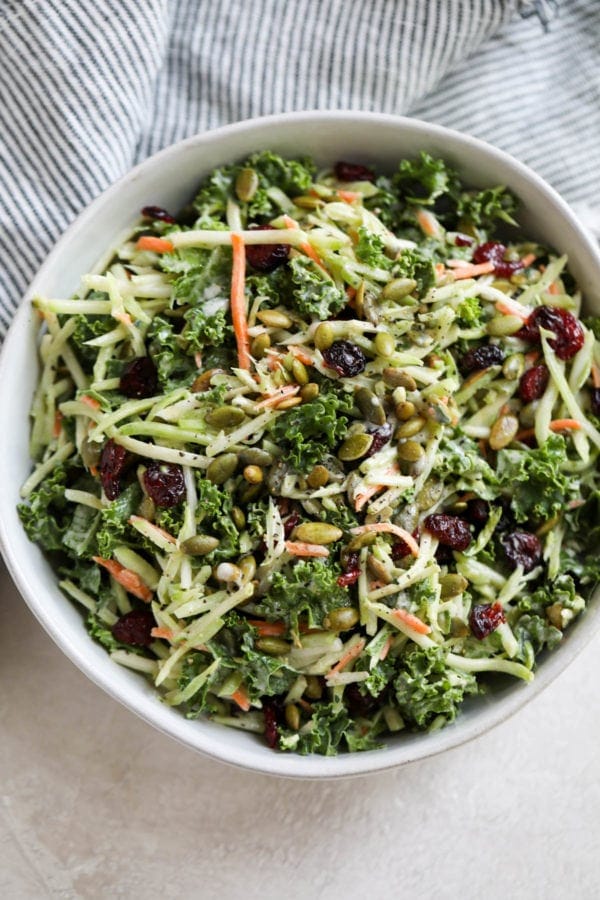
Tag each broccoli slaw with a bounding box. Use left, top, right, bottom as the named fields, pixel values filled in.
left=18, top=150, right=600, bottom=755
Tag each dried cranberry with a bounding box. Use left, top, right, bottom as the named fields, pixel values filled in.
left=322, top=340, right=366, bottom=377
left=334, top=161, right=375, bottom=183
left=460, top=343, right=504, bottom=373
left=365, top=422, right=392, bottom=457
left=263, top=700, right=279, bottom=749
left=391, top=538, right=412, bottom=560
left=99, top=439, right=129, bottom=500
left=338, top=550, right=360, bottom=587
left=345, top=683, right=379, bottom=717
left=143, top=462, right=185, bottom=507
left=472, top=241, right=523, bottom=278
left=518, top=364, right=549, bottom=403
left=516, top=306, right=584, bottom=360
left=245, top=225, right=290, bottom=272
left=502, top=531, right=542, bottom=573
left=283, top=511, right=301, bottom=539
left=119, top=356, right=159, bottom=399
left=454, top=234, right=474, bottom=247
left=465, top=498, right=490, bottom=528
left=591, top=387, right=600, bottom=417
left=469, top=603, right=506, bottom=640
left=112, top=609, right=155, bottom=647
left=424, top=514, right=472, bottom=551
left=141, top=205, right=176, bottom=224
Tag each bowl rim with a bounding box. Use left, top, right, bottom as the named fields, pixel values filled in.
left=2, top=109, right=600, bottom=779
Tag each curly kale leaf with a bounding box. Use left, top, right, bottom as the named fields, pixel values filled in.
left=269, top=390, right=353, bottom=472
left=456, top=295, right=484, bottom=328
left=279, top=702, right=384, bottom=755
left=394, top=248, right=435, bottom=295
left=146, top=315, right=197, bottom=391
left=433, top=433, right=498, bottom=498
left=193, top=478, right=240, bottom=562
left=261, top=559, right=350, bottom=631
left=496, top=435, right=578, bottom=524
left=95, top=482, right=143, bottom=558
left=355, top=227, right=392, bottom=270
left=63, top=503, right=101, bottom=557
left=392, top=152, right=459, bottom=207
left=457, top=185, right=518, bottom=229
left=288, top=256, right=347, bottom=320
left=394, top=645, right=479, bottom=728
left=513, top=614, right=563, bottom=669
left=17, top=462, right=71, bottom=552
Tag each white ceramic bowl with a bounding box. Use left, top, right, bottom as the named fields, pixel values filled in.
left=1, top=111, right=599, bottom=778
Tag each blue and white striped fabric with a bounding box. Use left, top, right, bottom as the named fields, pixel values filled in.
left=0, top=0, right=598, bottom=336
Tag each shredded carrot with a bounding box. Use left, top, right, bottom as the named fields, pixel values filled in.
left=287, top=345, right=313, bottom=366
left=247, top=620, right=287, bottom=637
left=451, top=261, right=495, bottom=280
left=391, top=608, right=431, bottom=635
left=92, top=556, right=153, bottom=602
left=151, top=626, right=174, bottom=641
left=337, top=189, right=361, bottom=203
left=114, top=311, right=133, bottom=327
left=81, top=394, right=101, bottom=410
left=326, top=639, right=366, bottom=678
left=354, top=483, right=384, bottom=512
left=379, top=635, right=392, bottom=661
left=265, top=349, right=284, bottom=371
left=516, top=419, right=582, bottom=442
left=416, top=208, right=441, bottom=238
left=135, top=235, right=174, bottom=254
left=254, top=384, right=300, bottom=409
left=434, top=262, right=445, bottom=280
left=89, top=465, right=99, bottom=477
left=521, top=252, right=537, bottom=267
left=525, top=349, right=541, bottom=366
left=128, top=515, right=176, bottom=543
left=285, top=540, right=330, bottom=558
left=592, top=362, right=600, bottom=389
left=495, top=296, right=531, bottom=321
left=230, top=687, right=251, bottom=712
left=282, top=215, right=326, bottom=269
left=368, top=580, right=386, bottom=591
left=229, top=232, right=251, bottom=370
left=548, top=281, right=561, bottom=295
left=53, top=410, right=63, bottom=438
left=350, top=522, right=419, bottom=557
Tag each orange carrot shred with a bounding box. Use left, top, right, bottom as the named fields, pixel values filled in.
left=230, top=687, right=251, bottom=712
left=416, top=208, right=441, bottom=238
left=151, top=626, right=174, bottom=641
left=495, top=297, right=531, bottom=321
left=350, top=522, right=419, bottom=556
left=521, top=252, right=537, bottom=267
left=592, top=362, right=600, bottom=389
left=53, top=410, right=63, bottom=438
left=326, top=639, right=366, bottom=678
left=287, top=345, right=313, bottom=366
left=548, top=281, right=561, bottom=295
left=81, top=394, right=101, bottom=410
left=230, top=232, right=251, bottom=370
left=379, top=636, right=392, bottom=661
left=285, top=540, right=329, bottom=558
left=451, top=261, right=495, bottom=280
left=135, top=235, right=174, bottom=254
left=247, top=620, right=287, bottom=637
left=92, top=556, right=153, bottom=602
left=337, top=189, right=361, bottom=203
left=391, top=608, right=431, bottom=635
left=254, top=384, right=300, bottom=410
left=515, top=419, right=582, bottom=442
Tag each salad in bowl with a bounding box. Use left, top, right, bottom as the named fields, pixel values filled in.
left=17, top=147, right=600, bottom=756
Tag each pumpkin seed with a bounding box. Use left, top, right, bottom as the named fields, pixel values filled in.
left=323, top=606, right=360, bottom=631
left=293, top=522, right=343, bottom=545
left=137, top=495, right=155, bottom=521
left=383, top=368, right=417, bottom=390
left=440, top=573, right=469, bottom=599
left=382, top=277, right=417, bottom=301
left=180, top=534, right=220, bottom=556
left=277, top=396, right=303, bottom=410
left=291, top=358, right=309, bottom=385
left=300, top=382, right=320, bottom=402
left=239, top=447, right=273, bottom=467
left=354, top=280, right=365, bottom=317
left=256, top=637, right=291, bottom=656
left=293, top=194, right=322, bottom=209
left=257, top=309, right=293, bottom=329
left=502, top=353, right=525, bottom=381
left=416, top=479, right=443, bottom=510
left=191, top=368, right=225, bottom=393
left=397, top=439, right=424, bottom=461
left=231, top=506, right=246, bottom=529
left=205, top=405, right=245, bottom=429
left=367, top=554, right=393, bottom=584
left=306, top=464, right=330, bottom=489
left=355, top=387, right=386, bottom=425
left=395, top=415, right=426, bottom=439
left=239, top=555, right=257, bottom=583
left=238, top=482, right=263, bottom=504
left=284, top=703, right=301, bottom=730
left=374, top=330, right=395, bottom=358
left=304, top=675, right=322, bottom=699
left=395, top=400, right=416, bottom=421
left=314, top=322, right=335, bottom=351
left=489, top=413, right=519, bottom=450
left=348, top=531, right=377, bottom=550
left=235, top=167, right=259, bottom=202
left=206, top=453, right=238, bottom=484
left=251, top=332, right=271, bottom=359
left=243, top=464, right=263, bottom=484
left=338, top=431, right=373, bottom=461
left=487, top=314, right=524, bottom=337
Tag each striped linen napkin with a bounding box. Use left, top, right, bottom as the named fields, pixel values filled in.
left=0, top=0, right=598, bottom=335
